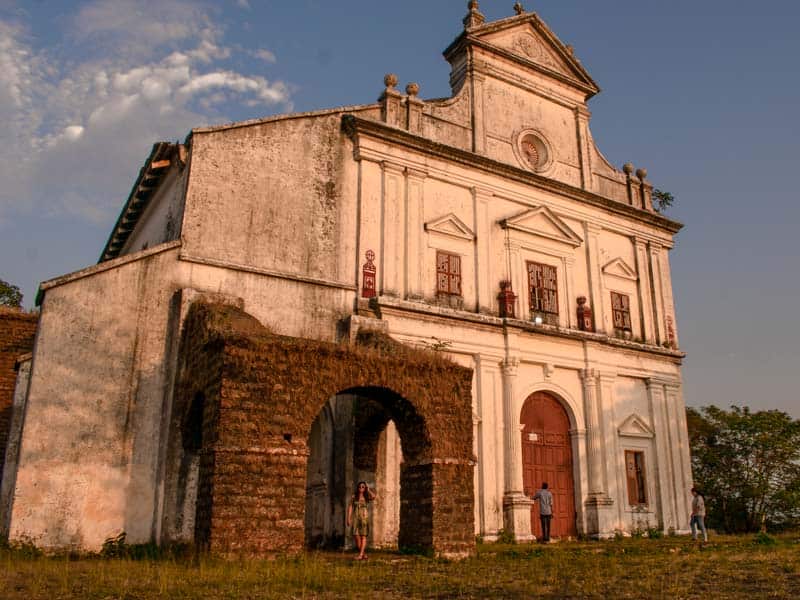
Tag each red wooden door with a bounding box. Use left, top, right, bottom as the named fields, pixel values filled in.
left=521, top=392, right=577, bottom=539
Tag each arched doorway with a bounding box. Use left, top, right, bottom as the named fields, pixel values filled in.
left=521, top=391, right=577, bottom=539
left=304, top=393, right=402, bottom=550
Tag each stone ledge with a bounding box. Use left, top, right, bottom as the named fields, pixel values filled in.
left=370, top=296, right=685, bottom=361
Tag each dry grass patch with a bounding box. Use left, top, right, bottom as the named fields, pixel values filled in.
left=1, top=534, right=799, bottom=599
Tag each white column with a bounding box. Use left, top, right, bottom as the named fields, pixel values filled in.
left=581, top=369, right=614, bottom=536
left=584, top=223, right=604, bottom=332
left=666, top=382, right=694, bottom=530
left=500, top=357, right=532, bottom=541
left=659, top=250, right=679, bottom=348
left=405, top=167, right=427, bottom=300
left=474, top=187, right=493, bottom=313
left=634, top=237, right=655, bottom=344
left=564, top=256, right=576, bottom=328
left=598, top=372, right=619, bottom=504
left=665, top=382, right=692, bottom=529
left=381, top=161, right=405, bottom=297
left=647, top=378, right=677, bottom=531
left=574, top=105, right=593, bottom=192
left=470, top=72, right=487, bottom=155
left=648, top=243, right=666, bottom=345
left=581, top=369, right=606, bottom=496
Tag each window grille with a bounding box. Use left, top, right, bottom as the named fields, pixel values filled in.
left=527, top=261, right=559, bottom=325
left=611, top=291, right=632, bottom=333
left=436, top=251, right=462, bottom=296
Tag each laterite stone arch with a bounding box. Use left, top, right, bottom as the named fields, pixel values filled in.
left=166, top=302, right=475, bottom=557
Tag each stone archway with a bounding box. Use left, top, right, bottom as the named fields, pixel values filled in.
left=521, top=391, right=577, bottom=539
left=163, top=302, right=475, bottom=558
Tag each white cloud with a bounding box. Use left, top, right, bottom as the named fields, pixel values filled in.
left=236, top=0, right=251, bottom=9
left=253, top=48, right=277, bottom=63
left=0, top=3, right=293, bottom=225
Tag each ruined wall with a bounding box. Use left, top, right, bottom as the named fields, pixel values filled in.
left=0, top=308, right=37, bottom=486
left=168, top=303, right=475, bottom=557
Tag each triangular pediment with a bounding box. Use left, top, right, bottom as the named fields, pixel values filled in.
left=445, top=12, right=600, bottom=97
left=602, top=258, right=638, bottom=281
left=500, top=205, right=583, bottom=247
left=482, top=25, right=575, bottom=80
left=618, top=414, right=655, bottom=439
left=425, top=213, right=475, bottom=241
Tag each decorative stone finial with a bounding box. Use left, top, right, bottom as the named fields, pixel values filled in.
left=463, top=0, right=486, bottom=29
left=514, top=2, right=525, bottom=15
left=622, top=162, right=634, bottom=175
left=636, top=167, right=648, bottom=180
left=405, top=82, right=420, bottom=97
left=384, top=73, right=398, bottom=90
left=566, top=44, right=574, bottom=55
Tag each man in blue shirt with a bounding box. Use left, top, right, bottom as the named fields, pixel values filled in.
left=532, top=482, right=553, bottom=542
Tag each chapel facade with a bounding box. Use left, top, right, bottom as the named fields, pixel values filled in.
left=1, top=2, right=692, bottom=553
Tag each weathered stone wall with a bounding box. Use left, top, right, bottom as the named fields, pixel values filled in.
left=8, top=245, right=182, bottom=549
left=0, top=308, right=37, bottom=485
left=169, top=303, right=475, bottom=557
left=183, top=111, right=361, bottom=285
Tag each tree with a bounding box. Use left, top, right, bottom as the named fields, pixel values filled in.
left=0, top=278, right=23, bottom=308
left=687, top=405, right=800, bottom=533
left=652, top=189, right=674, bottom=213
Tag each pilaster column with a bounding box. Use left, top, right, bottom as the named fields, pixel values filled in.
left=574, top=105, right=593, bottom=191
left=597, top=372, right=618, bottom=498
left=665, top=382, right=692, bottom=528
left=564, top=256, right=576, bottom=328
left=633, top=237, right=655, bottom=344
left=470, top=72, right=487, bottom=155
left=500, top=357, right=532, bottom=541
left=659, top=250, right=679, bottom=348
left=647, top=378, right=676, bottom=531
left=581, top=369, right=614, bottom=537
left=473, top=187, right=493, bottom=313
left=405, top=168, right=427, bottom=300
left=584, top=223, right=604, bottom=333
left=647, top=243, right=666, bottom=345
left=581, top=369, right=606, bottom=496
left=506, top=240, right=524, bottom=319
left=380, top=161, right=405, bottom=297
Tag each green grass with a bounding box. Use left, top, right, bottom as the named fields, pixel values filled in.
left=2, top=534, right=799, bottom=599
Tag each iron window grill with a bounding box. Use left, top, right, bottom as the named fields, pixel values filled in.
left=527, top=261, right=559, bottom=325
left=436, top=251, right=462, bottom=296
left=611, top=291, right=632, bottom=333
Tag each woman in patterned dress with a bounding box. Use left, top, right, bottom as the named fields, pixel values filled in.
left=346, top=481, right=376, bottom=560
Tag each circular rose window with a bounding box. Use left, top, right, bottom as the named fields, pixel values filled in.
left=515, top=130, right=552, bottom=173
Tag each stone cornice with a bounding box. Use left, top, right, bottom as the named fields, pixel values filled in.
left=372, top=295, right=685, bottom=363
left=342, top=115, right=683, bottom=235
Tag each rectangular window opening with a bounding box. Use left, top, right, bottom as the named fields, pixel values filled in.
left=625, top=450, right=648, bottom=506
left=527, top=261, right=559, bottom=325
left=611, top=291, right=632, bottom=335
left=436, top=251, right=462, bottom=297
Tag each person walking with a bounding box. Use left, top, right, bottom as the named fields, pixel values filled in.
left=346, top=481, right=376, bottom=560
left=532, top=482, right=553, bottom=542
left=690, top=487, right=708, bottom=542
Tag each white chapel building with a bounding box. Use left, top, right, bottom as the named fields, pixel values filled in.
left=2, top=2, right=692, bottom=549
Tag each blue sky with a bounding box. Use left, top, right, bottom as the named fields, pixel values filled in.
left=1, top=1, right=798, bottom=417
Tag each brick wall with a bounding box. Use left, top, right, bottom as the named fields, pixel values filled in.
left=0, top=308, right=37, bottom=484
left=171, top=302, right=476, bottom=557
